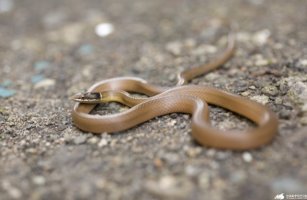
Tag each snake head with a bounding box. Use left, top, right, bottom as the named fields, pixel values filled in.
left=70, top=92, right=102, bottom=103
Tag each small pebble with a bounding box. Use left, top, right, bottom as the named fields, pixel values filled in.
left=95, top=178, right=107, bottom=189
left=178, top=122, right=186, bottom=129
left=242, top=152, right=253, bottom=162
left=216, top=151, right=230, bottom=160
left=184, top=146, right=202, bottom=158
left=32, top=176, right=46, bottom=185
left=300, top=116, right=307, bottom=125
left=299, top=59, right=307, bottom=66
left=87, top=137, right=99, bottom=144
left=250, top=95, right=269, bottom=104
left=204, top=72, right=220, bottom=81
left=81, top=65, right=94, bottom=77
left=275, top=97, right=283, bottom=104
left=34, top=61, right=50, bottom=72
left=192, top=44, right=217, bottom=55
left=241, top=90, right=251, bottom=96
left=206, top=149, right=216, bottom=157
left=185, top=165, right=199, bottom=177
left=184, top=38, right=196, bottom=48
left=95, top=23, right=114, bottom=37
left=153, top=158, right=163, bottom=168
left=145, top=176, right=191, bottom=198
left=287, top=81, right=307, bottom=109
left=160, top=152, right=180, bottom=165
left=73, top=135, right=87, bottom=145
left=159, top=176, right=176, bottom=189
left=198, top=172, right=210, bottom=189
left=253, top=29, right=271, bottom=45
left=34, top=79, right=55, bottom=89
left=98, top=138, right=108, bottom=147
left=167, top=120, right=177, bottom=126
left=249, top=85, right=256, bottom=90
left=279, top=109, right=291, bottom=119
left=255, top=58, right=269, bottom=66
left=0, top=87, right=15, bottom=98
left=168, top=74, right=176, bottom=82
left=166, top=41, right=182, bottom=56
left=274, top=43, right=284, bottom=49
left=261, top=85, right=278, bottom=96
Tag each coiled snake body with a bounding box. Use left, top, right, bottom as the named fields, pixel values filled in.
left=71, top=34, right=278, bottom=150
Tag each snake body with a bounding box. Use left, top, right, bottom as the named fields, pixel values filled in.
left=71, top=34, right=278, bottom=150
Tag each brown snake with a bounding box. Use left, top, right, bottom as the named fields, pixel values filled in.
left=71, top=33, right=278, bottom=150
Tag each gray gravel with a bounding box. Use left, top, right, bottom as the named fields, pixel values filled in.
left=1, top=0, right=307, bottom=199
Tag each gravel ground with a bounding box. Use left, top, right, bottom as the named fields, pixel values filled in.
left=1, top=0, right=307, bottom=199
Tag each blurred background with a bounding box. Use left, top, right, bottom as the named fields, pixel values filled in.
left=0, top=0, right=306, bottom=199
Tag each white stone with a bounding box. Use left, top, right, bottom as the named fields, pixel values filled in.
left=253, top=29, right=271, bottom=45
left=299, top=59, right=307, bottom=66
left=242, top=152, right=253, bottom=162
left=250, top=95, right=269, bottom=105
left=167, top=120, right=177, bottom=126
left=95, top=23, right=114, bottom=37
left=255, top=58, right=269, bottom=66
left=241, top=90, right=251, bottom=96
left=192, top=44, right=217, bottom=55
left=98, top=138, right=108, bottom=147
left=32, top=176, right=46, bottom=185
left=159, top=176, right=176, bottom=188
left=166, top=41, right=182, bottom=56
left=34, top=79, right=55, bottom=89
left=249, top=85, right=256, bottom=90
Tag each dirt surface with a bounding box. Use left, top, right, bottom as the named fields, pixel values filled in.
left=1, top=0, right=307, bottom=199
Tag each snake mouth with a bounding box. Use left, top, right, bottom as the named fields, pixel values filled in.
left=70, top=92, right=101, bottom=103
